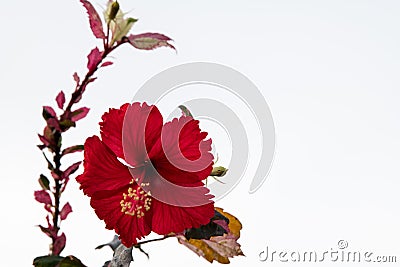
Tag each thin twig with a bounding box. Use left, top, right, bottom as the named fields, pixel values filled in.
left=135, top=234, right=175, bottom=246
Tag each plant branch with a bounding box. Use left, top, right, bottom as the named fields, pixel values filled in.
left=45, top=40, right=127, bottom=255
left=50, top=132, right=62, bottom=255
left=64, top=41, right=124, bottom=113
left=135, top=234, right=175, bottom=247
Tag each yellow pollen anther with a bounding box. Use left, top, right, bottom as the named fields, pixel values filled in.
left=119, top=186, right=152, bottom=217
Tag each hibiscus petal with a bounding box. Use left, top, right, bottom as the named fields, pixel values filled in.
left=150, top=198, right=215, bottom=236
left=90, top=192, right=123, bottom=231
left=115, top=210, right=152, bottom=247
left=142, top=166, right=214, bottom=207
left=91, top=187, right=152, bottom=247
left=76, top=136, right=132, bottom=196
left=122, top=102, right=163, bottom=167
left=100, top=103, right=129, bottom=159
left=149, top=116, right=214, bottom=185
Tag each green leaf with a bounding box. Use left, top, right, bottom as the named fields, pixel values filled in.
left=57, top=256, right=87, bottom=267
left=59, top=120, right=76, bottom=129
left=33, top=256, right=63, bottom=267
left=38, top=174, right=50, bottom=190
left=32, top=255, right=87, bottom=267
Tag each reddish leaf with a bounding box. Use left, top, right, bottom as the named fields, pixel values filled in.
left=71, top=107, right=90, bottom=122
left=34, top=190, right=52, bottom=205
left=53, top=233, right=66, bottom=255
left=43, top=126, right=54, bottom=142
left=60, top=202, right=73, bottom=220
left=73, top=72, right=80, bottom=85
left=51, top=171, right=60, bottom=180
left=61, top=177, right=70, bottom=193
left=100, top=61, right=113, bottom=67
left=43, top=106, right=57, bottom=120
left=62, top=145, right=84, bottom=156
left=38, top=134, right=50, bottom=147
left=45, top=204, right=53, bottom=213
left=87, top=47, right=103, bottom=72
left=47, top=118, right=61, bottom=132
left=46, top=215, right=52, bottom=226
left=213, top=219, right=230, bottom=234
left=38, top=216, right=57, bottom=239
left=78, top=77, right=97, bottom=100
left=56, top=91, right=66, bottom=109
left=80, top=0, right=106, bottom=39
left=38, top=128, right=57, bottom=150
left=38, top=225, right=57, bottom=239
left=215, top=207, right=242, bottom=238
left=127, top=33, right=176, bottom=50
left=62, top=161, right=82, bottom=179
left=38, top=225, right=52, bottom=238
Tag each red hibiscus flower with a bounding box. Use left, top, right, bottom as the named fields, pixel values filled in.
left=76, top=102, right=215, bottom=247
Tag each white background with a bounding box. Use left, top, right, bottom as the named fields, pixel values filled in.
left=0, top=0, right=399, bottom=266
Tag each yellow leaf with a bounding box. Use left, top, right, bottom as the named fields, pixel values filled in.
left=177, top=208, right=244, bottom=263
left=188, top=239, right=230, bottom=264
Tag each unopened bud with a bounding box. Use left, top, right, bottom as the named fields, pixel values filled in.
left=108, top=1, right=120, bottom=21
left=210, top=166, right=228, bottom=177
